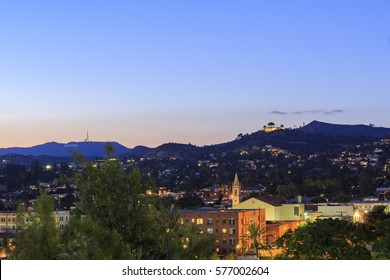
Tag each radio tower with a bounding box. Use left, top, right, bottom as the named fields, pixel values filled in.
left=84, top=130, right=90, bottom=142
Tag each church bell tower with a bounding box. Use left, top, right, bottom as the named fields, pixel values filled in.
left=232, top=173, right=241, bottom=207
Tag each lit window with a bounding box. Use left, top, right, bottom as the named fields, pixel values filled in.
left=229, top=228, right=236, bottom=235
left=196, top=218, right=203, bottom=225
left=222, top=228, right=227, bottom=234
left=207, top=228, right=213, bottom=234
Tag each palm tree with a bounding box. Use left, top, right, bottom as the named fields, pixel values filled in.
left=241, top=224, right=271, bottom=259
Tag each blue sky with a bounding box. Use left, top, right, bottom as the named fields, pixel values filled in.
left=1, top=0, right=389, bottom=148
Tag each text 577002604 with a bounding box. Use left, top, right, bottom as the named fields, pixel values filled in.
left=215, top=267, right=269, bottom=276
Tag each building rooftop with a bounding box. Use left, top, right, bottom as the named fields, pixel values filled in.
left=253, top=195, right=284, bottom=206
left=178, top=207, right=260, bottom=213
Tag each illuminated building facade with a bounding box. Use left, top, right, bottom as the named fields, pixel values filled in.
left=179, top=208, right=266, bottom=255
left=263, top=122, right=285, bottom=133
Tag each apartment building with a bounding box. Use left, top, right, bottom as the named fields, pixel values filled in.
left=178, top=208, right=266, bottom=255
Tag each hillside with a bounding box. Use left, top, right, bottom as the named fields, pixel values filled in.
left=1, top=121, right=390, bottom=161
left=299, top=120, right=390, bottom=138
left=0, top=141, right=131, bottom=157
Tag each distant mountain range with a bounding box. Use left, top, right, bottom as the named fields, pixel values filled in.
left=1, top=121, right=390, bottom=162
left=0, top=141, right=131, bottom=157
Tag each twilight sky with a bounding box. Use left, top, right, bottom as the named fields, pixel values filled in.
left=1, top=0, right=390, bottom=148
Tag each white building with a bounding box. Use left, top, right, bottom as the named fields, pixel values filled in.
left=232, top=195, right=305, bottom=222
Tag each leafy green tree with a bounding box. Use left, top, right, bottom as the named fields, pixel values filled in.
left=376, top=219, right=390, bottom=259
left=11, top=189, right=62, bottom=259
left=276, top=219, right=371, bottom=260
left=61, top=218, right=134, bottom=259
left=75, top=152, right=186, bottom=259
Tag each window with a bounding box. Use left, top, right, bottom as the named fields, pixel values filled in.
left=207, top=228, right=213, bottom=234
left=0, top=218, right=5, bottom=222
left=229, top=218, right=235, bottom=225
left=215, top=229, right=219, bottom=233
left=229, top=238, right=235, bottom=245
left=222, top=228, right=227, bottom=234
left=196, top=218, right=203, bottom=225
left=179, top=218, right=184, bottom=224
left=207, top=218, right=213, bottom=225
left=60, top=216, right=64, bottom=222
left=222, top=218, right=226, bottom=224
left=229, top=228, right=236, bottom=235
left=222, top=239, right=227, bottom=244
left=294, top=206, right=299, bottom=216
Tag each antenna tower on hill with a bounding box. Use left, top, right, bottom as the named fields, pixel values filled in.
left=84, top=130, right=90, bottom=142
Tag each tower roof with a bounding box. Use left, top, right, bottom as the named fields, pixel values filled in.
left=233, top=173, right=240, bottom=187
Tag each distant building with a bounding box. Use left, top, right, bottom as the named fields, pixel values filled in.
left=178, top=208, right=266, bottom=255
left=263, top=122, right=285, bottom=133
left=0, top=212, right=16, bottom=233
left=0, top=210, right=70, bottom=233
left=353, top=200, right=390, bottom=214
left=304, top=204, right=354, bottom=222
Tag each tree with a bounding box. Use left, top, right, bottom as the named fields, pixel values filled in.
left=176, top=193, right=204, bottom=209
left=376, top=218, right=390, bottom=259
left=61, top=218, right=134, bottom=260
left=75, top=152, right=186, bottom=259
left=180, top=223, right=214, bottom=259
left=240, top=224, right=271, bottom=259
left=276, top=219, right=371, bottom=260
left=11, top=189, right=62, bottom=259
